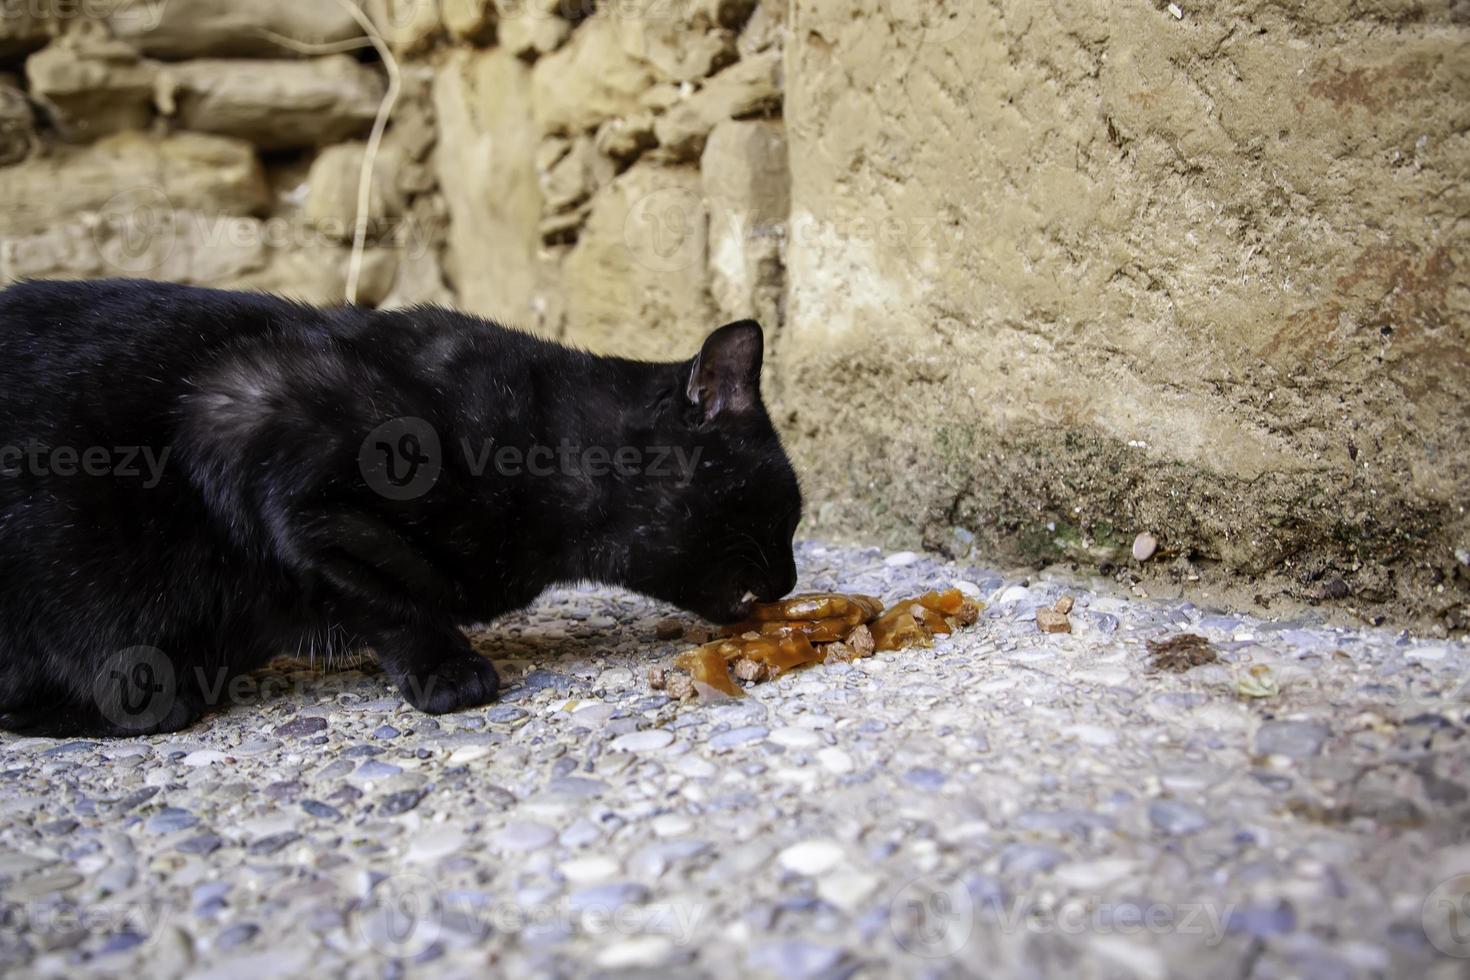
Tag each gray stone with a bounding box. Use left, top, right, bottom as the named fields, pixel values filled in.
left=378, top=789, right=428, bottom=816
left=146, top=808, right=199, bottom=835
left=274, top=716, right=329, bottom=738
left=162, top=56, right=385, bottom=151
left=1255, top=720, right=1331, bottom=758
left=710, top=726, right=769, bottom=749
left=1147, top=800, right=1209, bottom=836
left=108, top=0, right=361, bottom=58
left=567, top=881, right=649, bottom=914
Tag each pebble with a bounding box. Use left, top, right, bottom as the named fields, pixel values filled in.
left=1148, top=800, right=1209, bottom=835
left=778, top=839, right=845, bottom=876
left=217, top=923, right=259, bottom=950
left=1255, top=719, right=1331, bottom=758
left=407, top=827, right=466, bottom=864
left=567, top=881, right=649, bottom=913
left=177, top=833, right=224, bottom=855
left=674, top=754, right=717, bottom=778
left=904, top=767, right=947, bottom=790
left=300, top=800, right=343, bottom=821
left=1054, top=858, right=1137, bottom=890
left=378, top=788, right=428, bottom=816
left=596, top=936, right=673, bottom=969
left=146, top=808, right=199, bottom=835
left=447, top=744, right=492, bottom=764
left=559, top=855, right=620, bottom=883
left=492, top=822, right=557, bottom=852
left=650, top=813, right=692, bottom=837
left=248, top=832, right=301, bottom=856
left=1132, top=532, right=1159, bottom=562
left=274, top=716, right=328, bottom=738
left=352, top=760, right=403, bottom=781
left=768, top=726, right=822, bottom=749
left=709, top=726, right=769, bottom=750
left=609, top=729, right=675, bottom=752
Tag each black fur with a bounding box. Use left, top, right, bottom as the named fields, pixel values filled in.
left=0, top=279, right=800, bottom=736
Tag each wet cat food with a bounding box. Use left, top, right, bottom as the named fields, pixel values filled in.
left=650, top=589, right=984, bottom=699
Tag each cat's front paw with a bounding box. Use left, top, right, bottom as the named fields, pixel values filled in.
left=395, top=649, right=501, bottom=714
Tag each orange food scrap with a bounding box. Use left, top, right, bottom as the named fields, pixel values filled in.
left=723, top=630, right=823, bottom=677
left=674, top=643, right=744, bottom=698
left=720, top=616, right=857, bottom=643
left=870, top=607, right=931, bottom=652
left=746, top=592, right=883, bottom=623
left=660, top=588, right=984, bottom=698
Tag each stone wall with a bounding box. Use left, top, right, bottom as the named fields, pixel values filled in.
left=2, top=0, right=1466, bottom=626
left=0, top=0, right=453, bottom=306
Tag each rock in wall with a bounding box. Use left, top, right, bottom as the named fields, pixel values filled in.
left=0, top=0, right=451, bottom=306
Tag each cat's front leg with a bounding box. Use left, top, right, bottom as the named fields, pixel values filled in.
left=361, top=619, right=501, bottom=714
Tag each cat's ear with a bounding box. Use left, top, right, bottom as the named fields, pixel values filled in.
left=686, top=320, right=763, bottom=423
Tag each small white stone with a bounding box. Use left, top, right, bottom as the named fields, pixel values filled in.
left=884, top=551, right=919, bottom=567
left=182, top=750, right=228, bottom=767
left=652, top=813, right=693, bottom=837
left=559, top=855, right=620, bottom=884
left=447, top=744, right=491, bottom=764
left=953, top=579, right=982, bottom=598
left=596, top=936, right=673, bottom=969
left=598, top=667, right=634, bottom=687
left=674, top=755, right=717, bottom=778
left=1062, top=723, right=1118, bottom=747
left=768, top=727, right=821, bottom=749
left=778, top=839, right=845, bottom=876
left=1132, top=532, right=1158, bottom=562
left=572, top=702, right=617, bottom=725
left=610, top=729, right=675, bottom=752
left=491, top=821, right=557, bottom=853
left=816, top=868, right=880, bottom=911
left=406, top=826, right=466, bottom=864
left=996, top=585, right=1032, bottom=605
left=1406, top=645, right=1448, bottom=662
left=817, top=748, right=855, bottom=774
left=1167, top=2, right=1183, bottom=18
left=1054, top=858, right=1137, bottom=889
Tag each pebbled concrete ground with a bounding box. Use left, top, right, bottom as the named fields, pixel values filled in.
left=1, top=541, right=1468, bottom=979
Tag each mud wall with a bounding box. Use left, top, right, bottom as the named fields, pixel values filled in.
left=776, top=0, right=1469, bottom=626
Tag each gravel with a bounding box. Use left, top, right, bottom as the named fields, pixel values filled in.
left=0, top=539, right=1467, bottom=977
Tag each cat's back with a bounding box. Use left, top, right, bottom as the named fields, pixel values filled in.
left=0, top=278, right=317, bottom=363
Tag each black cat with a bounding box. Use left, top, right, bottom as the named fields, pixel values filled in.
left=0, top=279, right=800, bottom=736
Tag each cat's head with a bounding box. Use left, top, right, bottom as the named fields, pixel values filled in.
left=618, top=320, right=801, bottom=624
